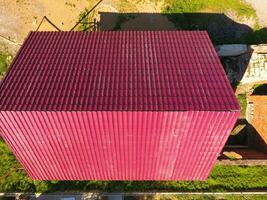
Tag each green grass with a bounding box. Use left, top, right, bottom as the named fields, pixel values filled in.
left=164, top=0, right=256, bottom=19
left=237, top=94, right=247, bottom=118
left=1, top=139, right=267, bottom=193
left=0, top=53, right=9, bottom=76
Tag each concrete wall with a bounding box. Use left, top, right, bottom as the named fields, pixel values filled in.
left=248, top=95, right=267, bottom=152
left=242, top=51, right=267, bottom=83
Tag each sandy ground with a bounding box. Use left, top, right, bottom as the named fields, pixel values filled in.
left=245, top=0, right=267, bottom=27
left=0, top=0, right=93, bottom=39
left=0, top=0, right=172, bottom=53
left=0, top=0, right=97, bottom=53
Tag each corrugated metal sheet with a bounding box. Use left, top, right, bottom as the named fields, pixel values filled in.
left=0, top=111, right=239, bottom=180
left=0, top=31, right=239, bottom=112
left=0, top=31, right=240, bottom=180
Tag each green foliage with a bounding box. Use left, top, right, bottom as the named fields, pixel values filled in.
left=0, top=139, right=34, bottom=192
left=237, top=94, right=247, bottom=118
left=0, top=53, right=9, bottom=76
left=76, top=8, right=98, bottom=32
left=164, top=0, right=256, bottom=19
left=1, top=137, right=267, bottom=192
left=77, top=8, right=91, bottom=31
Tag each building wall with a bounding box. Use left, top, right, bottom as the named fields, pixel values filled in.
left=248, top=95, right=267, bottom=148
left=241, top=53, right=267, bottom=83
left=0, top=111, right=238, bottom=180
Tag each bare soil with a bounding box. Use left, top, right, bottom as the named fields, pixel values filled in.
left=0, top=0, right=172, bottom=53
left=0, top=0, right=94, bottom=53
left=245, top=0, right=267, bottom=27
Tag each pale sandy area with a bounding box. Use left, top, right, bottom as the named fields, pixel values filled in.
left=245, top=0, right=267, bottom=27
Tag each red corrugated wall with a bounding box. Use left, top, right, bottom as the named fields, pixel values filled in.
left=0, top=111, right=238, bottom=180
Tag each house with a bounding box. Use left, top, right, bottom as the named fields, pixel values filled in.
left=0, top=31, right=239, bottom=180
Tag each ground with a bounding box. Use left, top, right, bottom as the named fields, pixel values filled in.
left=245, top=0, right=267, bottom=27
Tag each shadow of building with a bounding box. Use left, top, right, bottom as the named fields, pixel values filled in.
left=98, top=12, right=253, bottom=45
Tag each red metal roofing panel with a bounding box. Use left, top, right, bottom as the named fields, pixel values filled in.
left=0, top=31, right=240, bottom=180
left=0, top=31, right=239, bottom=112
left=0, top=111, right=239, bottom=180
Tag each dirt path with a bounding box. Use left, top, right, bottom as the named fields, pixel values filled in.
left=245, top=0, right=267, bottom=27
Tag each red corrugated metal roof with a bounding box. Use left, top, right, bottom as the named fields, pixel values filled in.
left=0, top=31, right=239, bottom=112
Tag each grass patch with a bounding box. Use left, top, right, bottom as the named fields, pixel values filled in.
left=0, top=53, right=9, bottom=77
left=237, top=94, right=247, bottom=118
left=1, top=139, right=266, bottom=193
left=164, top=0, right=256, bottom=19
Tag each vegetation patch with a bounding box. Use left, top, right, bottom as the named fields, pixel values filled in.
left=164, top=0, right=256, bottom=19
left=0, top=139, right=266, bottom=192
left=76, top=8, right=98, bottom=31
left=0, top=52, right=11, bottom=79
left=237, top=94, right=247, bottom=118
